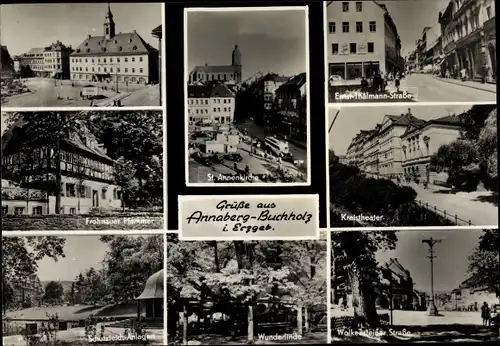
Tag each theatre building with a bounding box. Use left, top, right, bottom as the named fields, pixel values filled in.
left=326, top=1, right=402, bottom=80
left=1, top=119, right=121, bottom=215
left=70, top=4, right=159, bottom=85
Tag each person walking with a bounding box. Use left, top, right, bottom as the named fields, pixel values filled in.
left=481, top=302, right=491, bottom=326
left=395, top=73, right=401, bottom=93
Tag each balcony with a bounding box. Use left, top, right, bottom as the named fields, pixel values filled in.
left=1, top=186, right=48, bottom=201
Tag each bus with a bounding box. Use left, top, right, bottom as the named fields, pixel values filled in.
left=264, top=136, right=290, bottom=157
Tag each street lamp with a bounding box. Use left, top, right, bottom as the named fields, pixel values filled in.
left=422, top=237, right=442, bottom=317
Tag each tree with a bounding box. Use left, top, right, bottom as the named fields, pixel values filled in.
left=332, top=231, right=398, bottom=327
left=43, top=281, right=64, bottom=304
left=113, top=157, right=138, bottom=211
left=467, top=229, right=499, bottom=295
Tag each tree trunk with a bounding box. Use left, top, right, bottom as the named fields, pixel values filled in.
left=213, top=242, right=220, bottom=272
left=247, top=305, right=254, bottom=344
left=304, top=306, right=309, bottom=332
left=182, top=303, right=188, bottom=345
left=297, top=304, right=303, bottom=336
left=348, top=265, right=380, bottom=328
left=55, top=141, right=61, bottom=214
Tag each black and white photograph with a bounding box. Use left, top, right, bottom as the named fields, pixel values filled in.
left=1, top=3, right=163, bottom=108
left=330, top=228, right=499, bottom=342
left=328, top=104, right=498, bottom=228
left=167, top=234, right=327, bottom=344
left=1, top=111, right=164, bottom=230
left=2, top=235, right=165, bottom=346
left=325, top=0, right=497, bottom=103
left=185, top=7, right=310, bottom=186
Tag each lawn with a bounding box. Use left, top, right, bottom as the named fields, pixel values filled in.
left=1, top=213, right=164, bottom=231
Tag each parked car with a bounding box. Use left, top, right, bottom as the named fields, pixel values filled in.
left=224, top=153, right=243, bottom=162
left=210, top=154, right=224, bottom=164
left=193, top=154, right=212, bottom=166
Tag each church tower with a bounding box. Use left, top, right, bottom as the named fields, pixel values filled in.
left=231, top=44, right=242, bottom=83
left=103, top=3, right=116, bottom=40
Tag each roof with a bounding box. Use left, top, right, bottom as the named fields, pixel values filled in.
left=385, top=258, right=410, bottom=278
left=276, top=73, right=307, bottom=91
left=46, top=40, right=72, bottom=52
left=190, top=64, right=239, bottom=75
left=187, top=83, right=235, bottom=98
left=136, top=269, right=164, bottom=300
left=71, top=31, right=156, bottom=57
left=262, top=73, right=290, bottom=83
left=25, top=47, right=45, bottom=57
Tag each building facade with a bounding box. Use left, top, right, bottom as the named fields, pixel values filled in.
left=400, top=115, right=461, bottom=183
left=189, top=45, right=242, bottom=85
left=151, top=24, right=162, bottom=104
left=439, top=0, right=496, bottom=82
left=1, top=121, right=121, bottom=215
left=274, top=73, right=307, bottom=141
left=450, top=275, right=498, bottom=311
left=343, top=108, right=462, bottom=181
left=187, top=84, right=236, bottom=124
left=14, top=41, right=73, bottom=79
left=9, top=274, right=45, bottom=308
left=70, top=4, right=159, bottom=85
left=326, top=1, right=402, bottom=80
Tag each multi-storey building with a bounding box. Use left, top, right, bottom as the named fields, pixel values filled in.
left=274, top=73, right=307, bottom=141
left=343, top=108, right=462, bottom=181
left=1, top=118, right=121, bottom=215
left=188, top=45, right=242, bottom=85
left=326, top=1, right=402, bottom=80
left=187, top=84, right=236, bottom=124
left=70, top=4, right=159, bottom=85
left=9, top=274, right=44, bottom=308
left=247, top=73, right=290, bottom=124
left=439, top=0, right=496, bottom=82
left=450, top=275, right=498, bottom=311
left=400, top=115, right=461, bottom=183
left=13, top=41, right=73, bottom=79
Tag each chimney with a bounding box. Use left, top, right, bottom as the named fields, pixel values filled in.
left=88, top=34, right=91, bottom=39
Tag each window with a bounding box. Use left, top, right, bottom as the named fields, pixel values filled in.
left=86, top=67, right=88, bottom=72
left=101, top=188, right=107, bottom=199
left=132, top=57, right=135, bottom=62
left=125, top=68, right=128, bottom=73
left=110, top=58, right=113, bottom=62
left=139, top=56, right=143, bottom=62
left=1, top=205, right=7, bottom=215
left=69, top=208, right=76, bottom=214
left=117, top=58, right=120, bottom=62
left=32, top=206, right=43, bottom=215
left=213, top=108, right=216, bottom=112
left=66, top=183, right=76, bottom=197
left=104, top=58, right=106, bottom=63
left=140, top=68, right=143, bottom=73
left=117, top=68, right=120, bottom=72
left=98, top=67, right=101, bottom=72
left=369, top=21, right=376, bottom=32
left=104, top=67, right=107, bottom=72
left=356, top=1, right=362, bottom=12
left=368, top=42, right=374, bottom=53
left=332, top=43, right=339, bottom=55
left=350, top=43, right=357, bottom=53
left=356, top=22, right=363, bottom=33
left=92, top=58, right=94, bottom=63
left=342, top=2, right=349, bottom=12
left=15, top=207, right=24, bottom=215
left=328, top=22, right=336, bottom=34
left=124, top=57, right=128, bottom=62
left=98, top=58, right=100, bottom=63
left=110, top=67, right=113, bottom=72
left=342, top=22, right=349, bottom=33
left=92, top=67, right=95, bottom=72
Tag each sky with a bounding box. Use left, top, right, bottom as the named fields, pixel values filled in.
left=186, top=8, right=307, bottom=80
left=375, top=229, right=483, bottom=292
left=1, top=3, right=162, bottom=57
left=328, top=104, right=471, bottom=156
left=381, top=0, right=451, bottom=57
left=35, top=236, right=108, bottom=282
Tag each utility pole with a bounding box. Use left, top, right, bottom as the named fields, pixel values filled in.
left=422, top=237, right=442, bottom=316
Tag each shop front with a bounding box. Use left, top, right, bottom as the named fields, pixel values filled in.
left=455, top=28, right=485, bottom=81
left=328, top=61, right=381, bottom=80
left=483, top=16, right=496, bottom=83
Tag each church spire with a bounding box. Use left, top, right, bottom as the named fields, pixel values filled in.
left=103, top=3, right=116, bottom=40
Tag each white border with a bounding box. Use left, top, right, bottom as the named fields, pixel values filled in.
left=2, top=106, right=163, bottom=112
left=325, top=104, right=499, bottom=231
left=161, top=3, right=168, bottom=232
left=324, top=2, right=332, bottom=231
left=177, top=194, right=321, bottom=241
left=325, top=228, right=332, bottom=344
left=183, top=6, right=312, bottom=187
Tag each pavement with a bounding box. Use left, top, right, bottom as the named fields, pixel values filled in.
left=2, top=325, right=164, bottom=346
left=403, top=182, right=498, bottom=226
left=401, top=73, right=496, bottom=103
left=1, top=78, right=160, bottom=107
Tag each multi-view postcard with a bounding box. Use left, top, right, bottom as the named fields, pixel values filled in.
left=184, top=7, right=311, bottom=186
left=325, top=0, right=496, bottom=103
